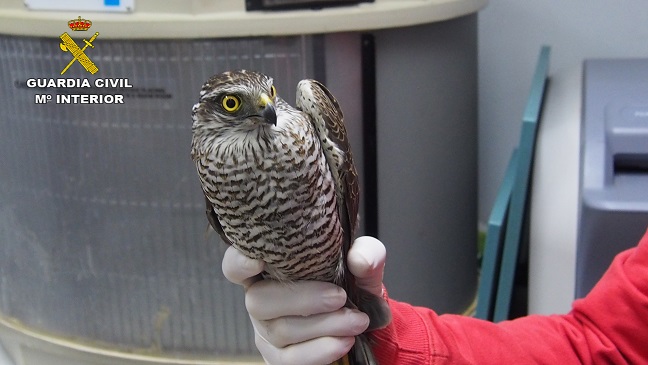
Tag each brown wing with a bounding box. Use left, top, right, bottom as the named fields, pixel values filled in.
left=204, top=195, right=233, bottom=246
left=297, top=79, right=360, bottom=241
left=298, top=80, right=390, bottom=365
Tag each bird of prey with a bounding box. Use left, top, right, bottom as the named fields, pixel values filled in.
left=191, top=70, right=390, bottom=364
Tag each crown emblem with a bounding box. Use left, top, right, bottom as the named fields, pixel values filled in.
left=68, top=16, right=92, bottom=31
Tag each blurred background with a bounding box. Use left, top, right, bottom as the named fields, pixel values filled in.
left=1, top=0, right=648, bottom=364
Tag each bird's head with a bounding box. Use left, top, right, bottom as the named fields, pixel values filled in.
left=192, top=70, right=278, bottom=135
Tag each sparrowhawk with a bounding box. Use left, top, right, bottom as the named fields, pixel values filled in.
left=191, top=70, right=391, bottom=365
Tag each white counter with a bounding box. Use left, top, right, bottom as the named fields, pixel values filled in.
left=0, top=0, right=487, bottom=38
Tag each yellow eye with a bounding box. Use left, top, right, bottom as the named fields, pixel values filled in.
left=270, top=85, right=277, bottom=99
left=221, top=95, right=241, bottom=112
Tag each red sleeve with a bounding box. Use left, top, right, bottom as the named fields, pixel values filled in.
left=371, top=228, right=648, bottom=365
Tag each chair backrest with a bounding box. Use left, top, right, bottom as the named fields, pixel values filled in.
left=476, top=46, right=551, bottom=322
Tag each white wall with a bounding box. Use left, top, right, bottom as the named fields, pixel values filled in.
left=477, top=0, right=648, bottom=223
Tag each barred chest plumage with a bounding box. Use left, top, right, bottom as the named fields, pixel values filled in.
left=195, top=114, right=344, bottom=283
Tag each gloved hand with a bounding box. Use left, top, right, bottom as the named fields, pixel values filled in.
left=221, top=236, right=388, bottom=365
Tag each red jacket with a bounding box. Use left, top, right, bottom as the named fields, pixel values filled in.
left=372, top=229, right=648, bottom=364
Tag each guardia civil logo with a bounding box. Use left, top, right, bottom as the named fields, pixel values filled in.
left=59, top=16, right=100, bottom=75
left=27, top=16, right=131, bottom=105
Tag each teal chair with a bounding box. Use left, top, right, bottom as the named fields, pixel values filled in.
left=476, top=46, right=551, bottom=322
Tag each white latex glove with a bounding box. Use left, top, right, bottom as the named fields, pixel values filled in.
left=221, top=236, right=387, bottom=365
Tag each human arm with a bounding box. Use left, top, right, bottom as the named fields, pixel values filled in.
left=371, top=228, right=648, bottom=364
left=222, top=229, right=648, bottom=364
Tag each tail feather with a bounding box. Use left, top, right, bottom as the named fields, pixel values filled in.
left=330, top=354, right=351, bottom=365
left=357, top=288, right=391, bottom=331
left=333, top=278, right=390, bottom=364
left=330, top=334, right=377, bottom=365
left=351, top=334, right=377, bottom=364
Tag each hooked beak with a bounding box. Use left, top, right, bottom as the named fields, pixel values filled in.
left=259, top=93, right=277, bottom=126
